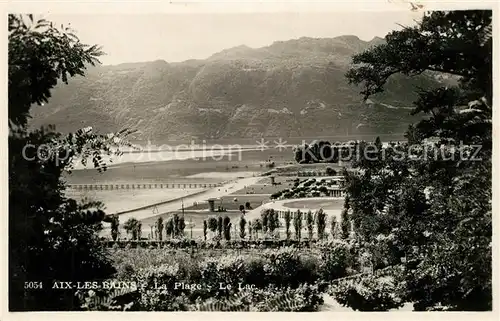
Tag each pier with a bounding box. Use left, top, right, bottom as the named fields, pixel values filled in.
left=67, top=182, right=224, bottom=191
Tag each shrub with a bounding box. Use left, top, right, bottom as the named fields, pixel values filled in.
left=198, top=255, right=248, bottom=297
left=332, top=275, right=404, bottom=311
left=132, top=264, right=190, bottom=311
left=325, top=167, right=337, bottom=176
left=318, top=240, right=352, bottom=281
left=271, top=191, right=283, bottom=199
left=262, top=248, right=317, bottom=287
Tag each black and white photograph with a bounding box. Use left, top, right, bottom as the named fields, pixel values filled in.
left=5, top=1, right=495, bottom=314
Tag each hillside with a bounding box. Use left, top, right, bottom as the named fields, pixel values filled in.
left=28, top=35, right=444, bottom=141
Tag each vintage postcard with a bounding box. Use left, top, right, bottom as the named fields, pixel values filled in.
left=2, top=0, right=497, bottom=319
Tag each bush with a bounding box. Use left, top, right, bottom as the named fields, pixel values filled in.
left=198, top=255, right=248, bottom=297
left=332, top=275, right=404, bottom=311
left=317, top=240, right=352, bottom=281
left=325, top=167, right=337, bottom=176
left=262, top=248, right=318, bottom=287
left=132, top=264, right=191, bottom=311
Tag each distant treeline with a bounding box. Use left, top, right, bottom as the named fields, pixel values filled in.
left=292, top=137, right=389, bottom=164
left=292, top=139, right=357, bottom=164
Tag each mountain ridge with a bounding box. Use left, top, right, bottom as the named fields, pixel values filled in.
left=29, top=35, right=444, bottom=140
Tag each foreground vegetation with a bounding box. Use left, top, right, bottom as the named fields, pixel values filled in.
left=78, top=239, right=402, bottom=311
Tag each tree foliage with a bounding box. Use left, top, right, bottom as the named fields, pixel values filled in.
left=165, top=218, right=174, bottom=238
left=109, top=214, right=120, bottom=241
left=343, top=10, right=492, bottom=311
left=284, top=210, right=292, bottom=240
left=306, top=211, right=314, bottom=240
left=155, top=217, right=164, bottom=241
left=8, top=14, right=104, bottom=128
left=261, top=210, right=269, bottom=234
left=8, top=14, right=135, bottom=310
left=315, top=209, right=326, bottom=240
left=293, top=210, right=303, bottom=240
left=207, top=217, right=217, bottom=231
left=253, top=219, right=263, bottom=239
left=239, top=216, right=247, bottom=239
left=330, top=216, right=338, bottom=239
left=223, top=216, right=231, bottom=241
left=123, top=218, right=140, bottom=240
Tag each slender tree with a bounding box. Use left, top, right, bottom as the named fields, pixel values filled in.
left=316, top=209, right=326, bottom=240
left=268, top=209, right=277, bottom=236
left=110, top=215, right=120, bottom=241
left=330, top=216, right=338, bottom=239
left=178, top=216, right=186, bottom=238
left=261, top=210, right=269, bottom=235
left=136, top=222, right=142, bottom=240
left=294, top=210, right=302, bottom=240
left=306, top=210, right=314, bottom=240
left=284, top=210, right=292, bottom=240
left=156, top=217, right=164, bottom=241
left=223, top=216, right=231, bottom=241
left=203, top=220, right=208, bottom=241
left=217, top=216, right=223, bottom=238
left=253, top=219, right=263, bottom=239
left=208, top=217, right=218, bottom=238
left=165, top=218, right=174, bottom=239
left=239, top=216, right=247, bottom=239
left=172, top=214, right=179, bottom=238
left=340, top=208, right=350, bottom=240
left=124, top=218, right=140, bottom=240
left=248, top=220, right=252, bottom=240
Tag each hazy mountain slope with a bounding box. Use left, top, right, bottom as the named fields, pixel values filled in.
left=28, top=35, right=445, bottom=140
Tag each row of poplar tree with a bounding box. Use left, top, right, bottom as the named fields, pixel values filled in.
left=199, top=205, right=353, bottom=241
left=106, top=214, right=187, bottom=241
left=106, top=202, right=354, bottom=242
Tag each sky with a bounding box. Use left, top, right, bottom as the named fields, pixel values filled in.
left=45, top=11, right=423, bottom=65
